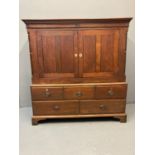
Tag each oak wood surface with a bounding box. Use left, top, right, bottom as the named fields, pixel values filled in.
left=25, top=18, right=131, bottom=83
left=32, top=113, right=127, bottom=125
left=23, top=18, right=132, bottom=29
left=31, top=82, right=127, bottom=86
left=23, top=18, right=132, bottom=124
left=31, top=86, right=63, bottom=101
left=31, top=83, right=127, bottom=100
left=95, top=83, right=127, bottom=99
left=64, top=86, right=94, bottom=100
left=33, top=101, right=79, bottom=115
left=80, top=100, right=125, bottom=114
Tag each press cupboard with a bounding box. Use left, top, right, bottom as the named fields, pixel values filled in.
left=23, top=18, right=132, bottom=125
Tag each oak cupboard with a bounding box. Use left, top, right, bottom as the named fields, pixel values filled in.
left=23, top=18, right=132, bottom=125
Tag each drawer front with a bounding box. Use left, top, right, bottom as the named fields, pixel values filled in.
left=64, top=86, right=94, bottom=100
left=31, top=87, right=63, bottom=101
left=80, top=100, right=126, bottom=114
left=33, top=101, right=79, bottom=115
left=95, top=84, right=127, bottom=99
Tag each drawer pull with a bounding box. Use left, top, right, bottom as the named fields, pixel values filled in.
left=74, top=53, right=78, bottom=58
left=53, top=105, right=60, bottom=110
left=75, top=91, right=83, bottom=97
left=44, top=89, right=51, bottom=97
left=79, top=53, right=83, bottom=58
left=99, top=104, right=106, bottom=110
left=108, top=90, right=114, bottom=96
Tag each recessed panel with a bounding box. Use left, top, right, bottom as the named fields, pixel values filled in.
left=83, top=36, right=96, bottom=73
left=42, top=36, right=57, bottom=73
left=60, top=36, right=74, bottom=73
left=37, top=30, right=77, bottom=78
left=100, top=34, right=114, bottom=72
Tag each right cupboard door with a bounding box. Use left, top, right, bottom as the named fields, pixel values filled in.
left=78, top=29, right=123, bottom=80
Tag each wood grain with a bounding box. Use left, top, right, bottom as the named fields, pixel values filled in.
left=64, top=86, right=94, bottom=100
left=23, top=18, right=132, bottom=124
left=33, top=101, right=79, bottom=115
left=31, top=86, right=63, bottom=101
left=95, top=83, right=127, bottom=99
left=80, top=100, right=126, bottom=114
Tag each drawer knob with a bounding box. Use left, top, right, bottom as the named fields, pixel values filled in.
left=44, top=89, right=51, bottom=97
left=53, top=105, right=60, bottom=110
left=79, top=53, right=83, bottom=58
left=99, top=104, right=106, bottom=110
left=108, top=90, right=114, bottom=96
left=74, top=53, right=78, bottom=58
left=75, top=91, right=83, bottom=97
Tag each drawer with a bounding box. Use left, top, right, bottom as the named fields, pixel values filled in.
left=31, top=87, right=63, bottom=101
left=33, top=101, right=79, bottom=115
left=95, top=84, right=127, bottom=99
left=64, top=86, right=94, bottom=100
left=80, top=100, right=126, bottom=114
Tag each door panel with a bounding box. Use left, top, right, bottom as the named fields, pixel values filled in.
left=83, top=35, right=96, bottom=73
left=100, top=34, right=114, bottom=72
left=37, top=30, right=78, bottom=78
left=79, top=29, right=119, bottom=78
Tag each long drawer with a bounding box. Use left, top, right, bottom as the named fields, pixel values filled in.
left=33, top=101, right=79, bottom=115
left=80, top=100, right=126, bottom=114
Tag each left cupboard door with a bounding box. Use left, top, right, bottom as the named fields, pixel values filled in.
left=36, top=30, right=78, bottom=79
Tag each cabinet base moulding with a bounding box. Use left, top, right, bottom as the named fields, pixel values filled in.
left=32, top=113, right=127, bottom=125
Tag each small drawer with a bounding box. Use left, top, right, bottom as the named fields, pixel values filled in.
left=80, top=100, right=126, bottom=114
left=31, top=86, right=63, bottom=101
left=95, top=84, right=127, bottom=99
left=33, top=101, right=79, bottom=115
left=64, top=86, right=94, bottom=100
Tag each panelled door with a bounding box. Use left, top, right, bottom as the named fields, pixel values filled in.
left=37, top=30, right=78, bottom=78
left=36, top=29, right=121, bottom=80
left=78, top=29, right=120, bottom=78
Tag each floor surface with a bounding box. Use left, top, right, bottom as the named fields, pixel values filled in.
left=19, top=104, right=134, bottom=155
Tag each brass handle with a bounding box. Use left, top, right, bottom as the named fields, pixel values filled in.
left=53, top=105, right=60, bottom=110
left=44, top=88, right=51, bottom=97
left=74, top=53, right=78, bottom=58
left=79, top=53, right=83, bottom=58
left=99, top=104, right=106, bottom=110
left=108, top=89, right=114, bottom=96
left=75, top=91, right=83, bottom=97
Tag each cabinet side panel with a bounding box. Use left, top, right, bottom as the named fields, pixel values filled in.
left=28, top=30, right=40, bottom=78
left=119, top=28, right=128, bottom=76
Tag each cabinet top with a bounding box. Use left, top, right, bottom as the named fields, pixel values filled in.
left=23, top=18, right=132, bottom=25
left=23, top=18, right=132, bottom=29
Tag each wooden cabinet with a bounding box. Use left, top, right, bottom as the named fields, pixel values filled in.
left=23, top=18, right=132, bottom=125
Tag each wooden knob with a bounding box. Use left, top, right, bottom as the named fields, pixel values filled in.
left=75, top=91, right=83, bottom=97
left=53, top=105, right=60, bottom=110
left=74, top=53, right=78, bottom=57
left=99, top=104, right=106, bottom=110
left=79, top=53, right=83, bottom=58
left=44, top=89, right=51, bottom=97
left=108, top=89, right=114, bottom=96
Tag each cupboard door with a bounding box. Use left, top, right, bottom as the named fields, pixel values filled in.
left=78, top=29, right=121, bottom=79
left=37, top=30, right=78, bottom=78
